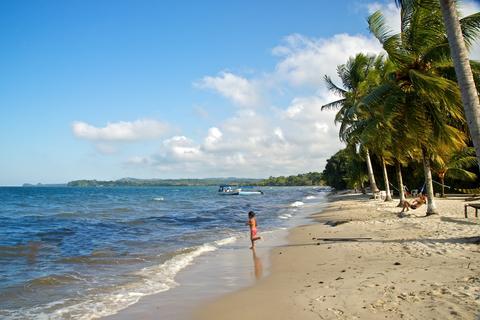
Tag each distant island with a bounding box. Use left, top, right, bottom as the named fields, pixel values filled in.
left=66, top=177, right=262, bottom=187
left=22, top=183, right=67, bottom=187
left=21, top=172, right=325, bottom=187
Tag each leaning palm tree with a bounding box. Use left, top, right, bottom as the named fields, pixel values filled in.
left=322, top=53, right=381, bottom=194
left=366, top=2, right=476, bottom=215
left=397, top=0, right=480, bottom=172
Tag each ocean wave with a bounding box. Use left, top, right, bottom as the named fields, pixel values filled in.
left=279, top=213, right=293, bottom=220
left=5, top=244, right=218, bottom=320
left=152, top=197, right=164, bottom=201
left=25, top=273, right=87, bottom=288
left=305, top=195, right=316, bottom=200
left=290, top=201, right=304, bottom=207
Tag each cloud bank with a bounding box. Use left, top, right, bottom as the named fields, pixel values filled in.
left=72, top=119, right=170, bottom=142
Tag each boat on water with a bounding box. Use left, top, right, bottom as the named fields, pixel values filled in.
left=218, top=185, right=263, bottom=195
left=218, top=185, right=240, bottom=195
left=239, top=190, right=263, bottom=195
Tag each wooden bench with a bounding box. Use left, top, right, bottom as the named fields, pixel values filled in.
left=464, top=203, right=480, bottom=218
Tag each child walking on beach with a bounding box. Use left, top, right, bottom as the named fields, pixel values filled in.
left=247, top=211, right=261, bottom=249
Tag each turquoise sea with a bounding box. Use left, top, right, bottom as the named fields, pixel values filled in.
left=0, top=186, right=328, bottom=319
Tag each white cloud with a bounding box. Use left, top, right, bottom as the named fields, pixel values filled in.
left=161, top=136, right=202, bottom=161
left=196, top=71, right=262, bottom=107
left=127, top=93, right=343, bottom=178
left=272, top=33, right=383, bottom=87
left=72, top=119, right=169, bottom=141
left=366, top=2, right=401, bottom=33
left=203, top=127, right=223, bottom=151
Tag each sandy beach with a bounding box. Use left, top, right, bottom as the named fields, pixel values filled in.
left=195, top=193, right=480, bottom=320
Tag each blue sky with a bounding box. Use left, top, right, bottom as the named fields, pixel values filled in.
left=1, top=1, right=479, bottom=185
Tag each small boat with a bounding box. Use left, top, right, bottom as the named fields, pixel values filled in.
left=239, top=190, right=264, bottom=195
left=238, top=186, right=264, bottom=195
left=218, top=185, right=240, bottom=195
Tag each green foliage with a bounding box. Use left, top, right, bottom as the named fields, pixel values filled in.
left=258, top=172, right=324, bottom=186
left=322, top=148, right=367, bottom=190
left=321, top=1, right=480, bottom=199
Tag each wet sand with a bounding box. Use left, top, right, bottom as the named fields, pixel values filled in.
left=195, top=193, right=480, bottom=320
left=105, top=228, right=290, bottom=320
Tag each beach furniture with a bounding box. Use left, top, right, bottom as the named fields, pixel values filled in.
left=374, top=190, right=386, bottom=200
left=464, top=203, right=480, bottom=218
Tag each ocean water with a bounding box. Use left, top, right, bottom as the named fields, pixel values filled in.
left=0, top=186, right=328, bottom=319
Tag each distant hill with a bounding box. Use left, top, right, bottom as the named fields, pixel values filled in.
left=66, top=178, right=262, bottom=187
left=22, top=183, right=67, bottom=187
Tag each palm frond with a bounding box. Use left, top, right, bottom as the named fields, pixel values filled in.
left=445, top=168, right=477, bottom=181
left=368, top=11, right=395, bottom=45
left=408, top=69, right=463, bottom=120
left=323, top=75, right=346, bottom=97
left=321, top=98, right=346, bottom=111
left=460, top=12, right=480, bottom=49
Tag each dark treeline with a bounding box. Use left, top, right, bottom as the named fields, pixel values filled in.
left=323, top=147, right=480, bottom=195
left=258, top=172, right=324, bottom=186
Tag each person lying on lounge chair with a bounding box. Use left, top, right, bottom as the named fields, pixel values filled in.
left=401, top=194, right=427, bottom=212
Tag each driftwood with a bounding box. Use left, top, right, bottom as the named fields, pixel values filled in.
left=313, top=237, right=372, bottom=242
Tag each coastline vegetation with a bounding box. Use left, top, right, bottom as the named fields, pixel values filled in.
left=257, top=172, right=324, bottom=186
left=321, top=0, right=480, bottom=214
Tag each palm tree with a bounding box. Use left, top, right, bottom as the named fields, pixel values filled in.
left=366, top=2, right=475, bottom=215
left=322, top=53, right=381, bottom=194
left=439, top=0, right=480, bottom=172
left=433, top=146, right=478, bottom=197
left=397, top=0, right=480, bottom=172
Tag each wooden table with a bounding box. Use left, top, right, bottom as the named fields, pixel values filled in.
left=464, top=203, right=480, bottom=218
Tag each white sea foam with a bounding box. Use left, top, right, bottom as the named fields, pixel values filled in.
left=279, top=213, right=293, bottom=220
left=7, top=244, right=217, bottom=320
left=214, top=236, right=237, bottom=246
left=153, top=197, right=164, bottom=201
left=290, top=201, right=304, bottom=207
left=305, top=195, right=316, bottom=200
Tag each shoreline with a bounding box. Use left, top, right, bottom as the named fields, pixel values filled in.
left=104, top=192, right=328, bottom=320
left=195, top=193, right=480, bottom=319
left=104, top=229, right=287, bottom=320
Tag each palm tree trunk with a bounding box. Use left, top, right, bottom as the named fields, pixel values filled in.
left=440, top=175, right=445, bottom=198
left=365, top=148, right=379, bottom=194
left=439, top=0, right=480, bottom=171
left=395, top=160, right=406, bottom=207
left=381, top=156, right=393, bottom=201
left=422, top=148, right=438, bottom=215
